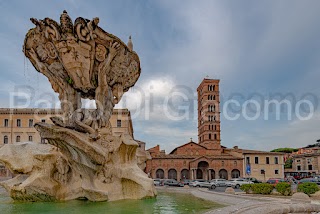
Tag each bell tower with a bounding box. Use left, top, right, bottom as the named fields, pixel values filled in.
left=197, top=78, right=221, bottom=149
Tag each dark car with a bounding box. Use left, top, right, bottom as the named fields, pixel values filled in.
left=163, top=179, right=184, bottom=187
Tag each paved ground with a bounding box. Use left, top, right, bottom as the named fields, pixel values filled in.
left=156, top=186, right=320, bottom=214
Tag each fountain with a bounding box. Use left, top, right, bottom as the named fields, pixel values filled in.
left=0, top=11, right=156, bottom=202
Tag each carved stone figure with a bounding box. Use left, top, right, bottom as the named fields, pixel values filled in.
left=0, top=11, right=155, bottom=202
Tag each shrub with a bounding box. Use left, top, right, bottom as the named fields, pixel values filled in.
left=275, top=182, right=292, bottom=196
left=251, top=183, right=274, bottom=195
left=240, top=184, right=252, bottom=193
left=297, top=182, right=319, bottom=196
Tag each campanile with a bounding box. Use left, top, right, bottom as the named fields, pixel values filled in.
left=197, top=78, right=221, bottom=149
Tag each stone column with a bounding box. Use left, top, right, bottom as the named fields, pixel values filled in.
left=177, top=170, right=181, bottom=181
left=208, top=169, right=211, bottom=180
left=164, top=169, right=168, bottom=179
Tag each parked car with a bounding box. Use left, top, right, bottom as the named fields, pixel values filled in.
left=299, top=178, right=320, bottom=185
left=189, top=179, right=210, bottom=187
left=153, top=179, right=161, bottom=186
left=209, top=179, right=227, bottom=189
left=226, top=178, right=253, bottom=189
left=244, top=177, right=262, bottom=183
left=266, top=178, right=283, bottom=186
left=163, top=179, right=184, bottom=187
left=181, top=179, right=192, bottom=185
left=159, top=179, right=169, bottom=186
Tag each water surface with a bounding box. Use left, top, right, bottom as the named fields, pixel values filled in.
left=0, top=189, right=222, bottom=214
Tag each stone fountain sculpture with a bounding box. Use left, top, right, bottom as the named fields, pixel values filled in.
left=0, top=11, right=156, bottom=201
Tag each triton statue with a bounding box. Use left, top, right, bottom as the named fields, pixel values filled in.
left=0, top=11, right=156, bottom=202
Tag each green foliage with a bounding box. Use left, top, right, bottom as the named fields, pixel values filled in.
left=270, top=148, right=298, bottom=153
left=251, top=183, right=274, bottom=194
left=66, top=77, right=73, bottom=85
left=240, top=184, right=252, bottom=193
left=275, top=182, right=292, bottom=196
left=284, top=158, right=293, bottom=169
left=297, top=182, right=319, bottom=196
left=241, top=183, right=274, bottom=195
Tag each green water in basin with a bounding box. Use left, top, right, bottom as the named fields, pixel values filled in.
left=0, top=190, right=222, bottom=214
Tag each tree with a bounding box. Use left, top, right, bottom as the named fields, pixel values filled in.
left=270, top=148, right=298, bottom=153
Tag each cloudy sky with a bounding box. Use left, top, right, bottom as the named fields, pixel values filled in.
left=0, top=0, right=319, bottom=152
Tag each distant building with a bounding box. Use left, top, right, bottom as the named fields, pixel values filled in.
left=146, top=78, right=284, bottom=181
left=0, top=108, right=133, bottom=145
left=0, top=108, right=148, bottom=177
left=242, top=150, right=284, bottom=181
left=291, top=152, right=320, bottom=176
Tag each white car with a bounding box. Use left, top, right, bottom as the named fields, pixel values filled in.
left=209, top=179, right=227, bottom=189
left=226, top=178, right=253, bottom=189
left=210, top=179, right=227, bottom=187
left=189, top=179, right=210, bottom=187
left=153, top=179, right=160, bottom=186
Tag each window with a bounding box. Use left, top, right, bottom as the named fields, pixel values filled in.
left=28, top=136, right=33, bottom=142
left=297, top=165, right=301, bottom=171
left=266, top=157, right=270, bottom=164
left=17, top=119, right=21, bottom=127
left=308, top=165, right=313, bottom=170
left=246, top=157, right=250, bottom=164
left=307, top=158, right=312, bottom=164
left=275, top=170, right=279, bottom=174
left=117, top=120, right=121, bottom=127
left=16, top=136, right=20, bottom=142
left=255, top=157, right=259, bottom=164
left=296, top=159, right=301, bottom=163
left=4, top=119, right=9, bottom=127
left=41, top=119, right=46, bottom=123
left=209, top=134, right=211, bottom=140
left=3, top=136, right=8, bottom=144
left=29, top=119, right=34, bottom=127
left=274, top=157, right=279, bottom=164
left=261, top=169, right=265, bottom=174
left=214, top=134, right=217, bottom=140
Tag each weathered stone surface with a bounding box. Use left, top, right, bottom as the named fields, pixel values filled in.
left=291, top=192, right=311, bottom=204
left=0, top=11, right=156, bottom=202
left=225, top=187, right=235, bottom=194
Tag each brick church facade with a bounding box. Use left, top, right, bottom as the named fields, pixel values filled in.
left=146, top=78, right=245, bottom=181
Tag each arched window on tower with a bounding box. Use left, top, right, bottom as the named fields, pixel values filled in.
left=213, top=105, right=215, bottom=111
left=213, top=95, right=216, bottom=100
left=209, top=134, right=211, bottom=139
left=213, top=85, right=215, bottom=91
left=214, top=134, right=217, bottom=140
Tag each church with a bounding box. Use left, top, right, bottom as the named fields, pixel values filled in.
left=145, top=78, right=284, bottom=181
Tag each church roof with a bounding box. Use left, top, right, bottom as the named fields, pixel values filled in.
left=169, top=141, right=208, bottom=154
